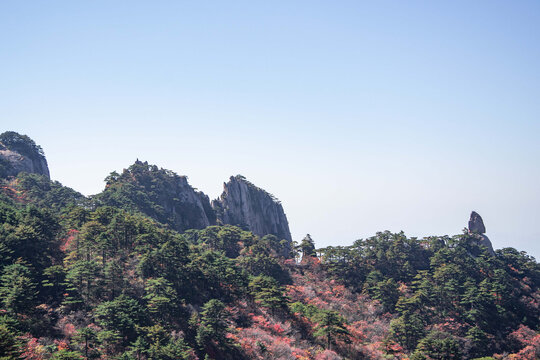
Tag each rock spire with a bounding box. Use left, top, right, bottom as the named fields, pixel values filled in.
left=468, top=211, right=495, bottom=255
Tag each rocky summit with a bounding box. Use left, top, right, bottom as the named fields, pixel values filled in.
left=212, top=175, right=293, bottom=243
left=97, top=163, right=293, bottom=244
left=468, top=211, right=495, bottom=255
left=96, top=160, right=217, bottom=232
left=0, top=131, right=50, bottom=179
left=468, top=210, right=486, bottom=234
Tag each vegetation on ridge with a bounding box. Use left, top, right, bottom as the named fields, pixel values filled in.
left=0, top=132, right=45, bottom=160
left=0, top=167, right=538, bottom=359
left=94, top=160, right=216, bottom=232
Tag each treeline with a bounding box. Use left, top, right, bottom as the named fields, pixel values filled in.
left=318, top=232, right=540, bottom=358
left=0, top=186, right=292, bottom=359
left=0, top=172, right=539, bottom=359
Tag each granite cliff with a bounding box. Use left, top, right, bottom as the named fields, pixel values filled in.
left=0, top=131, right=50, bottom=179
left=95, top=160, right=216, bottom=232
left=0, top=131, right=294, bottom=244
left=97, top=169, right=293, bottom=243
left=212, top=175, right=292, bottom=243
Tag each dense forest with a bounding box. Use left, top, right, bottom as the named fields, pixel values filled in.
left=0, top=133, right=539, bottom=359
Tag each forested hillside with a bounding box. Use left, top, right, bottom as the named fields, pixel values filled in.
left=0, top=133, right=538, bottom=359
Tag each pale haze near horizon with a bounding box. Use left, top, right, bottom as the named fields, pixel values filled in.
left=1, top=1, right=539, bottom=258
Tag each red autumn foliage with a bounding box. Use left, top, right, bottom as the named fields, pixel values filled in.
left=505, top=325, right=540, bottom=360
left=1, top=182, right=28, bottom=203
left=20, top=335, right=47, bottom=360
left=60, top=229, right=79, bottom=253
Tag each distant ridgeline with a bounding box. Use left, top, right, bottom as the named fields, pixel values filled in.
left=0, top=130, right=538, bottom=360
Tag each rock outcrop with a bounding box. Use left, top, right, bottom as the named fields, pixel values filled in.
left=468, top=211, right=495, bottom=255
left=97, top=165, right=294, bottom=241
left=96, top=160, right=216, bottom=232
left=156, top=173, right=217, bottom=231
left=212, top=175, right=292, bottom=243
left=468, top=211, right=486, bottom=234
left=0, top=132, right=50, bottom=179
left=0, top=131, right=295, bottom=244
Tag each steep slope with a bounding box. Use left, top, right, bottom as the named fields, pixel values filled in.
left=1, top=172, right=86, bottom=211
left=95, top=160, right=216, bottom=232
left=0, top=131, right=50, bottom=179
left=212, top=175, right=292, bottom=243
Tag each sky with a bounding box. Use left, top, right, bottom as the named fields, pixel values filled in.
left=1, top=1, right=539, bottom=258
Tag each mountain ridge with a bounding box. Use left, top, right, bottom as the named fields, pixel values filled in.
left=0, top=131, right=292, bottom=244
left=0, top=130, right=538, bottom=359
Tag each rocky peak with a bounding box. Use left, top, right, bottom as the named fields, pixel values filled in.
left=97, top=160, right=216, bottom=232
left=212, top=175, right=292, bottom=244
left=468, top=211, right=486, bottom=234
left=467, top=211, right=495, bottom=255
left=0, top=131, right=50, bottom=179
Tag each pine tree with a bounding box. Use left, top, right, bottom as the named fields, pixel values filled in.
left=300, top=234, right=316, bottom=260
left=313, top=310, right=349, bottom=350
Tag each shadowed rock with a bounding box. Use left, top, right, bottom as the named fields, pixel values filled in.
left=477, top=234, right=495, bottom=256
left=96, top=160, right=216, bottom=232
left=468, top=211, right=495, bottom=255
left=468, top=211, right=486, bottom=234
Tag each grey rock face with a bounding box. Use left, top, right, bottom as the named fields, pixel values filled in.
left=468, top=211, right=486, bottom=234
left=477, top=234, right=495, bottom=256
left=166, top=174, right=216, bottom=230
left=468, top=211, right=495, bottom=255
left=173, top=176, right=216, bottom=229
left=212, top=175, right=292, bottom=243
left=98, top=160, right=216, bottom=232
left=0, top=135, right=50, bottom=179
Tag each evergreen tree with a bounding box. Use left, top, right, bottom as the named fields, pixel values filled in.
left=313, top=310, right=349, bottom=350
left=0, top=324, right=22, bottom=359
left=300, top=234, right=316, bottom=260
left=95, top=295, right=145, bottom=344
left=411, top=331, right=462, bottom=360
left=196, top=299, right=229, bottom=350
left=0, top=263, right=37, bottom=314
left=249, top=275, right=288, bottom=313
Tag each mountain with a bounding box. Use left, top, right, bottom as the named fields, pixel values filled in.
left=212, top=175, right=292, bottom=243
left=0, top=131, right=538, bottom=360
left=0, top=131, right=50, bottom=179
left=95, top=162, right=293, bottom=245
left=0, top=132, right=293, bottom=244
left=95, top=160, right=217, bottom=232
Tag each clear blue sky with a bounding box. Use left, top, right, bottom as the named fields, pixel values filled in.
left=2, top=1, right=539, bottom=258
